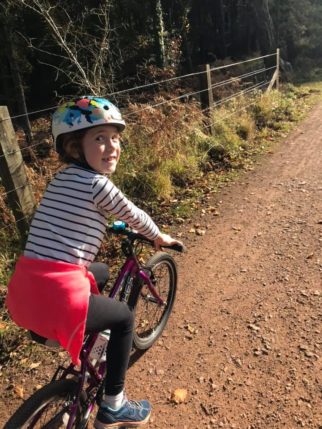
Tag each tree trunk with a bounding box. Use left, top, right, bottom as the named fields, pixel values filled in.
left=152, top=0, right=167, bottom=68
left=0, top=18, right=32, bottom=144
left=213, top=0, right=226, bottom=59
left=252, top=0, right=276, bottom=65
left=176, top=0, right=193, bottom=72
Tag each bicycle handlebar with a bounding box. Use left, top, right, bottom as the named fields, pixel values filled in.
left=162, top=242, right=187, bottom=253
left=108, top=225, right=186, bottom=253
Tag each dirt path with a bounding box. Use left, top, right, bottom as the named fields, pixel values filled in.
left=128, top=103, right=322, bottom=429
left=1, top=103, right=321, bottom=428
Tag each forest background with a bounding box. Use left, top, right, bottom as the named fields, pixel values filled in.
left=1, top=0, right=322, bottom=117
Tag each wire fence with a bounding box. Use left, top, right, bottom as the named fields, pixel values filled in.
left=0, top=63, right=276, bottom=161
left=0, top=52, right=277, bottom=124
left=1, top=51, right=279, bottom=231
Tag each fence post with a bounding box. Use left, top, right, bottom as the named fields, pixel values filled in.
left=199, top=64, right=214, bottom=135
left=276, top=48, right=280, bottom=90
left=266, top=48, right=280, bottom=93
left=0, top=106, right=35, bottom=238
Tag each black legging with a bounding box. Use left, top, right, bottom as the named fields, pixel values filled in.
left=86, top=262, right=134, bottom=396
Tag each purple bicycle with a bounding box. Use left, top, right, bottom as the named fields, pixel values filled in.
left=4, top=222, right=185, bottom=429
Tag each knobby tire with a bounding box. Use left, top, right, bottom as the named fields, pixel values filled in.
left=3, top=379, right=87, bottom=429
left=127, top=252, right=177, bottom=350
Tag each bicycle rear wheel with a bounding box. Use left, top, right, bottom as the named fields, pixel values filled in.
left=3, top=379, right=88, bottom=429
left=128, top=252, right=177, bottom=350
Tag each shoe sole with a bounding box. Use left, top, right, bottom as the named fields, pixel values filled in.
left=94, top=412, right=151, bottom=428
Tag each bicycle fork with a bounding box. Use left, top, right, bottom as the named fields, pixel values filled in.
left=138, top=269, right=165, bottom=306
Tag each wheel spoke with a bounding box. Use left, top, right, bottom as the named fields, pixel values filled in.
left=131, top=253, right=177, bottom=350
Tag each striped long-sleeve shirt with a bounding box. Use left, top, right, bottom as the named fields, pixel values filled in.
left=24, top=164, right=160, bottom=266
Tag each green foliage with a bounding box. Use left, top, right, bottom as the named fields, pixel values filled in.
left=113, top=100, right=205, bottom=201
left=251, top=93, right=276, bottom=128
left=235, top=115, right=256, bottom=142
left=250, top=89, right=299, bottom=129
left=270, top=0, right=322, bottom=73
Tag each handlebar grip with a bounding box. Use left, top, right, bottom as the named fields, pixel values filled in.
left=163, top=243, right=187, bottom=253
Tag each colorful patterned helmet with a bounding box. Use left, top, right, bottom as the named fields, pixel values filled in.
left=52, top=96, right=126, bottom=152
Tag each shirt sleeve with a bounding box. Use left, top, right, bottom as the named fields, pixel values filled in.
left=91, top=175, right=160, bottom=241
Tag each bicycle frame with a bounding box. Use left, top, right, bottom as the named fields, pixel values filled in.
left=109, top=255, right=165, bottom=305
left=49, top=245, right=165, bottom=428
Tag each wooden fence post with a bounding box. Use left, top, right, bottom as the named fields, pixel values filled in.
left=0, top=106, right=35, bottom=238
left=276, top=48, right=280, bottom=90
left=199, top=64, right=214, bottom=135
left=266, top=48, right=281, bottom=93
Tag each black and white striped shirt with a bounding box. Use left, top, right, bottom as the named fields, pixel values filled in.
left=24, top=164, right=160, bottom=266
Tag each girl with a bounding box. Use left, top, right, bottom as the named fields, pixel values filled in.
left=6, top=96, right=183, bottom=428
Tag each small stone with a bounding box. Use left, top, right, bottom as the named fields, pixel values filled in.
left=196, top=229, right=206, bottom=236
left=299, top=344, right=309, bottom=351
left=248, top=324, right=260, bottom=332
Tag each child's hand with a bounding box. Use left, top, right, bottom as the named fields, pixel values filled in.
left=154, top=233, right=183, bottom=250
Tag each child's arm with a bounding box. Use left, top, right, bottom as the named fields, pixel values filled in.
left=92, top=176, right=160, bottom=240
left=92, top=177, right=182, bottom=248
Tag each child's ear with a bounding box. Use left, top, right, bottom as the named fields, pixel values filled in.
left=63, top=140, right=81, bottom=160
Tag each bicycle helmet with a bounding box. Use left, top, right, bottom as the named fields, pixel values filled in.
left=52, top=96, right=126, bottom=153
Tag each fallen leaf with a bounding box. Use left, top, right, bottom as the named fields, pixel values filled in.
left=171, top=388, right=188, bottom=404
left=14, top=385, right=24, bottom=399
left=29, top=362, right=41, bottom=369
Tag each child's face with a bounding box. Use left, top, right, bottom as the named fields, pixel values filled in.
left=82, top=125, right=121, bottom=174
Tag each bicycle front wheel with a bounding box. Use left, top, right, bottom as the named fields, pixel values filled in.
left=128, top=252, right=177, bottom=350
left=3, top=379, right=88, bottom=429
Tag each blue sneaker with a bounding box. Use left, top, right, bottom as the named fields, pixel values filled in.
left=94, top=399, right=151, bottom=428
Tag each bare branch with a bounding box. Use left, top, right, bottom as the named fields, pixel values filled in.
left=16, top=0, right=116, bottom=95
